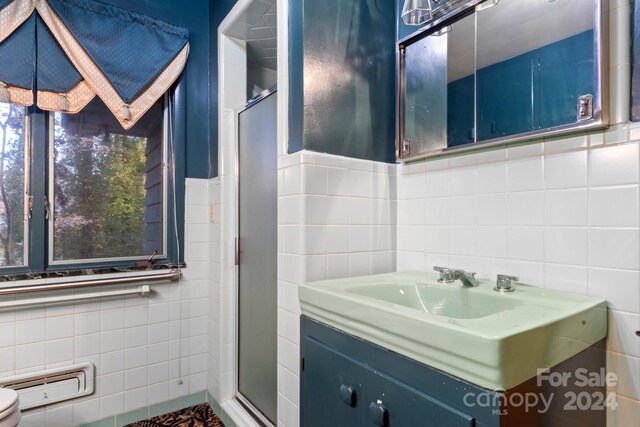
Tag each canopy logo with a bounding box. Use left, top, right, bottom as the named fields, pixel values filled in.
left=462, top=368, right=619, bottom=415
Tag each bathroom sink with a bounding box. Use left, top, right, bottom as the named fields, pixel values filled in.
left=299, top=271, right=607, bottom=390
left=347, top=282, right=522, bottom=319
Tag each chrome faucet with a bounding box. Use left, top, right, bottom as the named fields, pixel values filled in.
left=433, top=266, right=479, bottom=287
left=494, top=274, right=519, bottom=293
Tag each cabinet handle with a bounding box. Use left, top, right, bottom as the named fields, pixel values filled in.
left=339, top=384, right=356, bottom=407
left=369, top=400, right=388, bottom=426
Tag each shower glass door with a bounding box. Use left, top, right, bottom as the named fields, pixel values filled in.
left=237, top=90, right=277, bottom=424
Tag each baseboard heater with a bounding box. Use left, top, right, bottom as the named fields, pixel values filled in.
left=0, top=363, right=95, bottom=410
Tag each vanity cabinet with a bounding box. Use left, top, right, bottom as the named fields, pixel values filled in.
left=302, top=333, right=473, bottom=426
left=301, top=316, right=489, bottom=427
left=300, top=316, right=606, bottom=427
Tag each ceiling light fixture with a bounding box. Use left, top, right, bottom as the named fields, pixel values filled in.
left=401, top=0, right=434, bottom=26
left=476, top=0, right=499, bottom=11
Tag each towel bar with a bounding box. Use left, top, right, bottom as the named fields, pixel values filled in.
left=0, top=285, right=151, bottom=310
left=0, top=268, right=179, bottom=296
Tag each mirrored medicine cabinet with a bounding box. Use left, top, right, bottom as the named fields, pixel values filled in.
left=397, top=0, right=608, bottom=161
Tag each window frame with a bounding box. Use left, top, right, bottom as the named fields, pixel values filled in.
left=0, top=91, right=183, bottom=277
left=0, top=103, right=31, bottom=271
left=46, top=96, right=169, bottom=267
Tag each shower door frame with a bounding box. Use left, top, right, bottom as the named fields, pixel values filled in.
left=234, top=88, right=278, bottom=427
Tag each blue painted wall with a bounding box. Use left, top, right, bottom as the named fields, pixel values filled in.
left=289, top=0, right=304, bottom=154
left=446, top=75, right=474, bottom=147
left=476, top=30, right=594, bottom=141
left=289, top=0, right=396, bottom=164
left=104, top=0, right=235, bottom=178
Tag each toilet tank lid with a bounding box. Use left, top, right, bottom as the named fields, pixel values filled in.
left=0, top=389, right=18, bottom=409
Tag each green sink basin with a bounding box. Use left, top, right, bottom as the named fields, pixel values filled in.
left=348, top=282, right=522, bottom=319
left=299, top=271, right=607, bottom=390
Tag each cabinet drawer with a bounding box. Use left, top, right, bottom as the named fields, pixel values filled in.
left=302, top=336, right=475, bottom=427
left=363, top=365, right=474, bottom=427
left=301, top=336, right=366, bottom=427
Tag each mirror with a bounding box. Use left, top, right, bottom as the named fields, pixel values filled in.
left=398, top=0, right=605, bottom=160
left=402, top=13, right=476, bottom=154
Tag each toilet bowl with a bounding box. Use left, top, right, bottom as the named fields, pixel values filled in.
left=0, top=389, right=21, bottom=427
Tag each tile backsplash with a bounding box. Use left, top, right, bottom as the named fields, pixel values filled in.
left=276, top=151, right=398, bottom=427
left=396, top=128, right=640, bottom=424
left=274, top=132, right=640, bottom=426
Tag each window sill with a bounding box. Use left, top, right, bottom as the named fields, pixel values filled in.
left=0, top=262, right=186, bottom=286
left=0, top=266, right=183, bottom=308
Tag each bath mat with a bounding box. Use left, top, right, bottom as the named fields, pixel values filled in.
left=125, top=402, right=225, bottom=427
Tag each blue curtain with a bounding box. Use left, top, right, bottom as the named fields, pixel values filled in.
left=36, top=16, right=83, bottom=94
left=47, top=0, right=189, bottom=103
left=0, top=0, right=189, bottom=124
left=0, top=14, right=35, bottom=91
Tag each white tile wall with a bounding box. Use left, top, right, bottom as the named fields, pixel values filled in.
left=270, top=140, right=637, bottom=425
left=397, top=128, right=640, bottom=424
left=279, top=152, right=397, bottom=283
left=276, top=151, right=397, bottom=426
left=0, top=178, right=211, bottom=426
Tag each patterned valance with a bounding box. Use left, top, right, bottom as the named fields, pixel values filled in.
left=0, top=0, right=189, bottom=129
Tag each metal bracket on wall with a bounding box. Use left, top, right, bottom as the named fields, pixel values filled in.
left=401, top=139, right=411, bottom=158
left=577, top=94, right=593, bottom=120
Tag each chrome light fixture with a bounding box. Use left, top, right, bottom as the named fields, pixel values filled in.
left=476, top=0, right=499, bottom=11
left=401, top=0, right=434, bottom=26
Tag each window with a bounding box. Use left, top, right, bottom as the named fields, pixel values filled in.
left=0, top=102, right=27, bottom=268
left=50, top=97, right=166, bottom=264
left=0, top=95, right=174, bottom=275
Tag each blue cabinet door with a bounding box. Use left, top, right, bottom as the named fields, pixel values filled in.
left=301, top=336, right=366, bottom=427
left=301, top=320, right=478, bottom=427
left=362, top=366, right=475, bottom=426
left=302, top=335, right=475, bottom=427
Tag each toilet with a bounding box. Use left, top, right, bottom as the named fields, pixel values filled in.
left=0, top=389, right=21, bottom=427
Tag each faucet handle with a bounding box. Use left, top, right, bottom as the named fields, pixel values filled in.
left=495, top=274, right=519, bottom=293
left=433, top=266, right=454, bottom=283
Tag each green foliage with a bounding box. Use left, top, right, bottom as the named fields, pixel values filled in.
left=53, top=120, right=150, bottom=261
left=103, top=134, right=146, bottom=257
left=0, top=104, right=25, bottom=266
